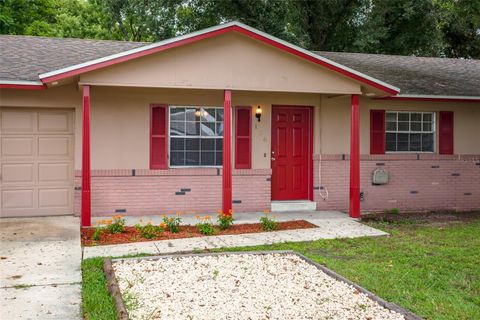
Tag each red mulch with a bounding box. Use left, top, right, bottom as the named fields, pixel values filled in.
left=81, top=220, right=316, bottom=246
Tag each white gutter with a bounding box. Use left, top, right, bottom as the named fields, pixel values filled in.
left=38, top=21, right=400, bottom=93
left=0, top=79, right=44, bottom=86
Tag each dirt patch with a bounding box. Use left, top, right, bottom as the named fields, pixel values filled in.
left=362, top=211, right=480, bottom=225
left=81, top=220, right=317, bottom=246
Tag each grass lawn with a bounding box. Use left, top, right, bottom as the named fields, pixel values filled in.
left=82, top=220, right=480, bottom=320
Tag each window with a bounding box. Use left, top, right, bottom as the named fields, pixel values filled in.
left=386, top=111, right=435, bottom=152
left=169, top=106, right=223, bottom=166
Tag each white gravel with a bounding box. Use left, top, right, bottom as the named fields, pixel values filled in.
left=113, top=253, right=405, bottom=320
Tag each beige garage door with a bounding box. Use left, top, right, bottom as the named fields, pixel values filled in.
left=0, top=108, right=74, bottom=217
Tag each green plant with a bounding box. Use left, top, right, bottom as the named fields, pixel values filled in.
left=162, top=215, right=181, bottom=233
left=196, top=215, right=215, bottom=235
left=135, top=222, right=164, bottom=239
left=260, top=213, right=278, bottom=231
left=92, top=227, right=103, bottom=241
left=217, top=211, right=234, bottom=230
left=105, top=215, right=126, bottom=234
left=384, top=208, right=400, bottom=215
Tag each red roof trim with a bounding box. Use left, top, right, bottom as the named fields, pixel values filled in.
left=39, top=23, right=398, bottom=95
left=0, top=83, right=46, bottom=90
left=376, top=96, right=480, bottom=103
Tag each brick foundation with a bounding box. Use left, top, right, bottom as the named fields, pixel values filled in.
left=314, top=154, right=480, bottom=212
left=75, top=154, right=480, bottom=216
left=74, top=168, right=271, bottom=216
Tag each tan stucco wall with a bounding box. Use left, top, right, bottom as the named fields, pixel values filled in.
left=320, top=96, right=480, bottom=154
left=80, top=33, right=361, bottom=95
left=2, top=86, right=479, bottom=171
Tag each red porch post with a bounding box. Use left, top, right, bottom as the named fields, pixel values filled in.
left=222, top=90, right=233, bottom=215
left=81, top=85, right=91, bottom=227
left=349, top=94, right=361, bottom=218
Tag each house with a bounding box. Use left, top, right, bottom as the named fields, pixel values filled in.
left=0, top=22, right=479, bottom=226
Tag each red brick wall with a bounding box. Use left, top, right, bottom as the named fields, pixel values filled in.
left=74, top=168, right=271, bottom=216
left=314, top=154, right=480, bottom=212
left=75, top=155, right=480, bottom=216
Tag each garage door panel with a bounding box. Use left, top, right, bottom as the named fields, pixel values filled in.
left=1, top=111, right=35, bottom=133
left=38, top=137, right=72, bottom=157
left=38, top=163, right=71, bottom=183
left=38, top=112, right=72, bottom=133
left=39, top=188, right=70, bottom=208
left=1, top=137, right=35, bottom=157
left=0, top=108, right=74, bottom=217
left=1, top=163, right=35, bottom=184
left=2, top=189, right=35, bottom=209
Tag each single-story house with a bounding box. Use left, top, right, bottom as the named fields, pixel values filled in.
left=1, top=22, right=479, bottom=226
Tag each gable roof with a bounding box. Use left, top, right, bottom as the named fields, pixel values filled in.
left=316, top=51, right=480, bottom=97
left=0, top=22, right=399, bottom=94
left=0, top=21, right=479, bottom=98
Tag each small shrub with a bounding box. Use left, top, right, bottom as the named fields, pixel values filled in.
left=135, top=222, right=164, bottom=239
left=92, top=227, right=103, bottom=241
left=105, top=215, right=126, bottom=234
left=384, top=208, right=400, bottom=215
left=260, top=213, right=278, bottom=231
left=196, top=215, right=216, bottom=235
left=217, top=210, right=234, bottom=230
left=162, top=215, right=181, bottom=233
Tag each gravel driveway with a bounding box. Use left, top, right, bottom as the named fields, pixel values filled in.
left=113, top=253, right=405, bottom=320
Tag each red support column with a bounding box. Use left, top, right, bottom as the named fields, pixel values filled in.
left=81, top=85, right=91, bottom=227
left=349, top=94, right=361, bottom=218
left=222, top=90, right=233, bottom=215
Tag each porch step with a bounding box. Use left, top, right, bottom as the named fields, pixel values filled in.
left=271, top=200, right=317, bottom=212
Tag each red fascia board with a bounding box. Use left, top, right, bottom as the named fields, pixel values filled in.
left=40, top=24, right=398, bottom=95
left=376, top=96, right=480, bottom=103
left=41, top=26, right=235, bottom=83
left=0, top=83, right=46, bottom=90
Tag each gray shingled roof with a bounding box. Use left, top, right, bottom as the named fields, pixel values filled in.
left=316, top=51, right=480, bottom=96
left=1, top=34, right=479, bottom=97
left=0, top=35, right=146, bottom=82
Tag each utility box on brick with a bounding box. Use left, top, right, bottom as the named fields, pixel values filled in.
left=372, top=168, right=389, bottom=185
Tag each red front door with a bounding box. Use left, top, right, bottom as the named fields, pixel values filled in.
left=271, top=106, right=312, bottom=200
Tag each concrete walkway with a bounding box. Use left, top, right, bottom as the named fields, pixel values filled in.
left=0, top=216, right=82, bottom=320
left=85, top=211, right=388, bottom=258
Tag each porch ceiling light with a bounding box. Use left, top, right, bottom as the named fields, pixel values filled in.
left=255, top=106, right=262, bottom=122
left=195, top=108, right=201, bottom=117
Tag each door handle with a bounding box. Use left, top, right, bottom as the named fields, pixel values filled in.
left=271, top=157, right=276, bottom=161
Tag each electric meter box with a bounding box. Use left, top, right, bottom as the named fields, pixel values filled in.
left=372, top=168, right=389, bottom=185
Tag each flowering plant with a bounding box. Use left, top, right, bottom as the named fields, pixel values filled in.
left=217, top=210, right=234, bottom=230
left=196, top=215, right=216, bottom=235
left=260, top=211, right=278, bottom=231
left=105, top=215, right=126, bottom=234
left=162, top=212, right=182, bottom=233
left=135, top=220, right=164, bottom=239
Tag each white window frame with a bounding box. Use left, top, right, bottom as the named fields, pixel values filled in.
left=168, top=105, right=224, bottom=168
left=385, top=111, right=436, bottom=153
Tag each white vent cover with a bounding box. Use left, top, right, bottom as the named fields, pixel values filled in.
left=372, top=168, right=389, bottom=185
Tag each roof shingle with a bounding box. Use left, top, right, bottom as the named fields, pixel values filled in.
left=1, top=34, right=479, bottom=97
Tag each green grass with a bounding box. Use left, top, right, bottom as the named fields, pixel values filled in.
left=81, top=221, right=480, bottom=320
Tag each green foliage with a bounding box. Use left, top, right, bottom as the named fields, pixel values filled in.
left=135, top=223, right=164, bottom=239
left=92, top=227, right=103, bottom=241
left=384, top=208, right=400, bottom=215
left=1, top=0, right=478, bottom=58
left=163, top=216, right=181, bottom=233
left=106, top=216, right=126, bottom=234
left=217, top=213, right=234, bottom=230
left=196, top=220, right=215, bottom=235
left=260, top=213, right=278, bottom=231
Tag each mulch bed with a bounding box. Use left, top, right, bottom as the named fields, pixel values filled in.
left=362, top=210, right=480, bottom=224
left=81, top=220, right=317, bottom=246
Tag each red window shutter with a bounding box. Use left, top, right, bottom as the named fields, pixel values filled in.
left=150, top=104, right=168, bottom=169
left=235, top=106, right=252, bottom=169
left=370, top=109, right=385, bottom=154
left=439, top=111, right=454, bottom=155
